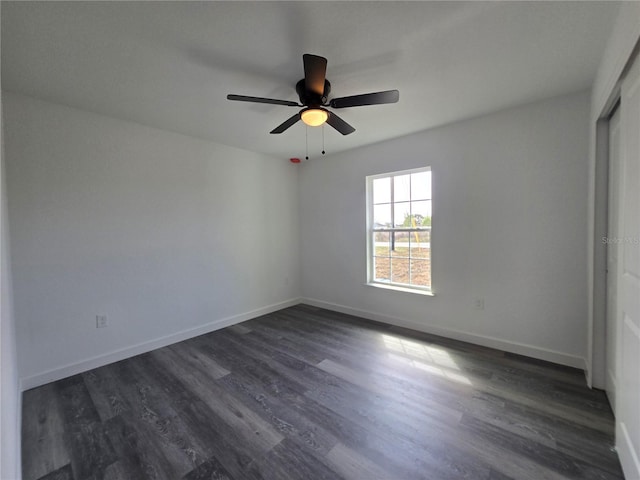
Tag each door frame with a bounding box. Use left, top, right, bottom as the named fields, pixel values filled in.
left=588, top=35, right=640, bottom=390
left=605, top=104, right=621, bottom=413
left=590, top=98, right=619, bottom=390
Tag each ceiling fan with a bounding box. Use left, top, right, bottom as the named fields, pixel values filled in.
left=227, top=54, right=399, bottom=136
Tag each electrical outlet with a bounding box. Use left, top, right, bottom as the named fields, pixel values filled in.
left=474, top=298, right=485, bottom=310
left=96, top=315, right=108, bottom=328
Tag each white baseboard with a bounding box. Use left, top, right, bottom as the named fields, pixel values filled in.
left=584, top=357, right=594, bottom=389
left=301, top=297, right=586, bottom=370
left=21, top=298, right=301, bottom=390
left=1, top=387, right=23, bottom=480
left=14, top=388, right=22, bottom=480
left=618, top=421, right=640, bottom=480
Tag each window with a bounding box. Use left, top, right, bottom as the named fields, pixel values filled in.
left=367, top=167, right=432, bottom=292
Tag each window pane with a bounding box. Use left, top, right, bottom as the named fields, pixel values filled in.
left=391, top=257, right=410, bottom=284
left=394, top=202, right=411, bottom=227
left=410, top=259, right=431, bottom=287
left=374, top=256, right=390, bottom=282
left=373, top=177, right=391, bottom=204
left=394, top=174, right=411, bottom=202
left=410, top=232, right=431, bottom=259
left=411, top=171, right=431, bottom=200
left=374, top=231, right=390, bottom=256
left=391, top=231, right=409, bottom=257
left=411, top=200, right=432, bottom=225
left=373, top=204, right=391, bottom=227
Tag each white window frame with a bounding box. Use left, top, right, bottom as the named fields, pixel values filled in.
left=366, top=166, right=433, bottom=294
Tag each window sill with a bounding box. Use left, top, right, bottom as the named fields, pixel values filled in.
left=365, top=282, right=435, bottom=296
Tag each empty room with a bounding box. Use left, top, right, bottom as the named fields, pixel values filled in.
left=1, top=2, right=639, bottom=479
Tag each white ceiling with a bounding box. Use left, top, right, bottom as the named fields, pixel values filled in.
left=1, top=1, right=619, bottom=159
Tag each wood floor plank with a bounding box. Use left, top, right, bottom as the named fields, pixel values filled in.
left=247, top=438, right=343, bottom=480
left=217, top=369, right=339, bottom=457
left=104, top=357, right=210, bottom=478
left=326, top=442, right=396, bottom=480
left=502, top=400, right=621, bottom=475
left=227, top=323, right=252, bottom=335
left=237, top=324, right=329, bottom=366
left=140, top=349, right=275, bottom=479
left=168, top=341, right=231, bottom=379
left=83, top=364, right=130, bottom=423
left=316, top=357, right=464, bottom=426
left=454, top=429, right=573, bottom=480
left=182, top=456, right=235, bottom=480
left=489, top=468, right=517, bottom=480
left=133, top=365, right=266, bottom=480
left=34, top=464, right=73, bottom=480
left=151, top=346, right=284, bottom=453
left=22, top=305, right=624, bottom=480
left=22, top=384, right=70, bottom=480
left=103, top=414, right=180, bottom=480
left=55, top=375, right=117, bottom=479
left=192, top=329, right=345, bottom=462
left=459, top=414, right=623, bottom=480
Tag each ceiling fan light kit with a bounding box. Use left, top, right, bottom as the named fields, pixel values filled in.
left=227, top=53, right=399, bottom=136
left=301, top=108, right=328, bottom=127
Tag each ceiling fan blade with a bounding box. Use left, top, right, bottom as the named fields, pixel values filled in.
left=227, top=94, right=300, bottom=107
left=329, top=89, right=399, bottom=109
left=326, top=111, right=355, bottom=136
left=270, top=113, right=301, bottom=134
left=303, top=54, right=328, bottom=97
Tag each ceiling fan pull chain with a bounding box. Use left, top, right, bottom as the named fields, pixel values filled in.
left=322, top=125, right=326, bottom=155
left=305, top=126, right=309, bottom=161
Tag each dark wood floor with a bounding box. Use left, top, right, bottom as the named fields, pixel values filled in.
left=22, top=304, right=624, bottom=480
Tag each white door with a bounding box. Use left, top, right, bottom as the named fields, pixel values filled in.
left=606, top=106, right=621, bottom=414
left=616, top=52, right=640, bottom=480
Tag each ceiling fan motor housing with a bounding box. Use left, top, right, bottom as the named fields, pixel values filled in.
left=296, top=79, right=331, bottom=106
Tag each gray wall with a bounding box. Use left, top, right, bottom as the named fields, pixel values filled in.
left=299, top=91, right=590, bottom=367
left=4, top=92, right=301, bottom=386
